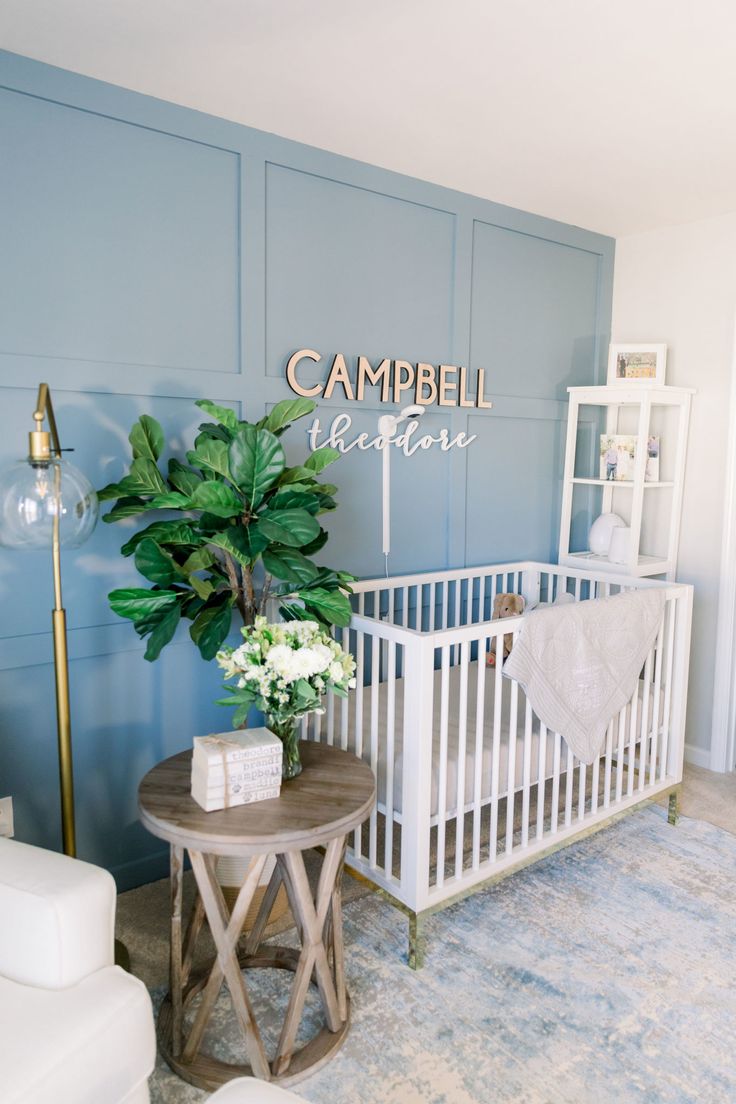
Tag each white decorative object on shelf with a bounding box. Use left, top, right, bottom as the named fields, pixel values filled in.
left=559, top=383, right=694, bottom=579
left=588, top=512, right=626, bottom=555
left=608, top=526, right=632, bottom=565
left=191, top=728, right=282, bottom=812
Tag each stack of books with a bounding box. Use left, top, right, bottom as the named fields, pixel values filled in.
left=191, top=727, right=283, bottom=812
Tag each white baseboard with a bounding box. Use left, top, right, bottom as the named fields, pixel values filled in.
left=684, top=742, right=712, bottom=770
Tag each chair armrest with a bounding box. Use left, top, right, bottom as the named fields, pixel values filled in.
left=0, top=837, right=115, bottom=989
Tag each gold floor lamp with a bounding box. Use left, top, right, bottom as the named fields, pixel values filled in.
left=0, top=385, right=98, bottom=856
left=0, top=387, right=135, bottom=955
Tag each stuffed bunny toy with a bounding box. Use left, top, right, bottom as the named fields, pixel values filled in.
left=487, top=592, right=526, bottom=666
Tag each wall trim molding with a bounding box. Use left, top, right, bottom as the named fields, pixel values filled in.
left=685, top=742, right=712, bottom=770
left=710, top=312, right=736, bottom=773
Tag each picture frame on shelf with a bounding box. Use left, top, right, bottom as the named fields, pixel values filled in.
left=607, top=343, right=667, bottom=386
left=599, top=434, right=660, bottom=482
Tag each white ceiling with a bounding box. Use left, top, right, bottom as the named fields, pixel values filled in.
left=2, top=0, right=736, bottom=238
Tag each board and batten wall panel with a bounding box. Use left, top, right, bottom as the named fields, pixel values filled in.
left=0, top=50, right=614, bottom=887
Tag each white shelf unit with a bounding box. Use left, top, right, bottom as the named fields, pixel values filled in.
left=559, top=384, right=694, bottom=580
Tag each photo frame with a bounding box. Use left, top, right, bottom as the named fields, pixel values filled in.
left=607, top=343, right=667, bottom=386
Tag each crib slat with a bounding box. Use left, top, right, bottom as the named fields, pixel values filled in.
left=564, top=745, right=574, bottom=827
left=472, top=644, right=486, bottom=870
left=489, top=636, right=504, bottom=860
left=455, top=642, right=470, bottom=878
left=368, top=635, right=379, bottom=869
left=383, top=640, right=397, bottom=877
left=326, top=685, right=335, bottom=747
left=659, top=599, right=677, bottom=782
left=352, top=628, right=365, bottom=856
left=521, top=695, right=533, bottom=847
left=603, top=719, right=614, bottom=809
left=551, top=732, right=562, bottom=833
left=436, top=647, right=451, bottom=888
left=536, top=722, right=547, bottom=840
left=591, top=751, right=600, bottom=815
left=649, top=613, right=666, bottom=786
left=577, top=762, right=586, bottom=821
left=505, top=650, right=520, bottom=854
left=615, top=709, right=627, bottom=802
left=627, top=677, right=639, bottom=797
left=638, top=648, right=654, bottom=791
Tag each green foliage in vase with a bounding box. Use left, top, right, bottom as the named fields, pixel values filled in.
left=99, top=398, right=355, bottom=662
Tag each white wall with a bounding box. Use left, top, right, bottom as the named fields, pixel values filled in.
left=612, top=212, right=736, bottom=767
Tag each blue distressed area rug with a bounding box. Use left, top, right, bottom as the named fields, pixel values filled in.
left=150, top=807, right=736, bottom=1103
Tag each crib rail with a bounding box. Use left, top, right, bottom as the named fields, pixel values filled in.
left=310, top=562, right=693, bottom=913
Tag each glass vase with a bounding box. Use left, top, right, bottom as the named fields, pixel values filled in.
left=267, top=715, right=302, bottom=780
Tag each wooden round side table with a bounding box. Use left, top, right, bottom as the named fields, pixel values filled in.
left=138, top=740, right=375, bottom=1091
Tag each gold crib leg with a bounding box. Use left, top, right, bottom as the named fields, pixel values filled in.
left=668, top=790, right=680, bottom=826
left=408, top=912, right=427, bottom=971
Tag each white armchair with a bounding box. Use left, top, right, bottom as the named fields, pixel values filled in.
left=0, top=836, right=156, bottom=1104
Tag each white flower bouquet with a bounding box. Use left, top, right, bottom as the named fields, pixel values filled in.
left=216, top=616, right=356, bottom=778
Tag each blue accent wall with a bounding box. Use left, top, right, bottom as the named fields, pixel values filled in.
left=0, top=51, right=614, bottom=888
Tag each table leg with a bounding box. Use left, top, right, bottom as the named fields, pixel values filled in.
left=330, top=839, right=348, bottom=1022
left=273, top=836, right=347, bottom=1076
left=170, top=846, right=184, bottom=1056
left=243, top=861, right=284, bottom=957
left=184, top=851, right=270, bottom=1080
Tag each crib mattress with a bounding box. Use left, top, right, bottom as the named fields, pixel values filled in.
left=345, top=660, right=663, bottom=819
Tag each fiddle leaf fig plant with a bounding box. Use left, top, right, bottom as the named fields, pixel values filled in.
left=99, top=398, right=354, bottom=662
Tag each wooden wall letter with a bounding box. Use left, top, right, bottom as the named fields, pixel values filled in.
left=438, top=364, right=458, bottom=406
left=286, top=349, right=324, bottom=397
left=356, top=356, right=392, bottom=402
left=476, top=367, right=493, bottom=409
left=323, top=353, right=356, bottom=401
left=415, top=362, right=438, bottom=405
left=458, top=365, right=475, bottom=407
left=393, top=360, right=416, bottom=404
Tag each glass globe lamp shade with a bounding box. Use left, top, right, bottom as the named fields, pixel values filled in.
left=0, top=457, right=99, bottom=549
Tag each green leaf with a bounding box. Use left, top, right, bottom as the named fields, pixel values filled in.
left=167, top=459, right=203, bottom=496
left=228, top=425, right=285, bottom=509
left=194, top=399, right=239, bottom=430
left=181, top=547, right=215, bottom=573
left=279, top=602, right=319, bottom=623
left=101, top=497, right=149, bottom=521
left=260, top=398, right=316, bottom=435
left=190, top=481, right=243, bottom=518
left=304, top=446, right=340, bottom=473
left=262, top=548, right=320, bottom=585
left=269, top=489, right=321, bottom=515
left=120, top=521, right=197, bottom=557
left=147, top=492, right=193, bottom=510
left=190, top=576, right=215, bottom=601
left=300, top=528, right=329, bottom=557
left=209, top=525, right=268, bottom=566
left=257, top=508, right=320, bottom=549
left=299, top=587, right=352, bottom=628
left=98, top=481, right=129, bottom=502
left=195, top=423, right=231, bottom=447
left=108, top=588, right=181, bottom=622
left=134, top=538, right=183, bottom=585
left=197, top=512, right=234, bottom=535
left=190, top=594, right=234, bottom=660
left=129, top=415, right=165, bottom=461
left=278, top=466, right=315, bottom=486
left=186, top=439, right=232, bottom=481
left=143, top=604, right=182, bottom=661
left=120, top=457, right=168, bottom=496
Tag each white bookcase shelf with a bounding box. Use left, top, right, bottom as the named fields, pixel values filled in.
left=558, top=384, right=694, bottom=580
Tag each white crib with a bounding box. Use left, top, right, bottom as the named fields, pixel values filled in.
left=304, top=561, right=693, bottom=967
